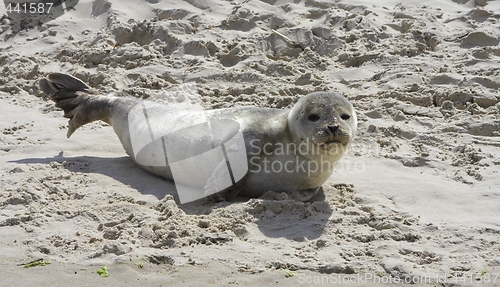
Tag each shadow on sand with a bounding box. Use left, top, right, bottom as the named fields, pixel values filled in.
left=11, top=153, right=174, bottom=200
left=11, top=153, right=333, bottom=241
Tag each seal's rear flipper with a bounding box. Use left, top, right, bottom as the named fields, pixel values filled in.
left=40, top=73, right=110, bottom=138
left=40, top=73, right=91, bottom=95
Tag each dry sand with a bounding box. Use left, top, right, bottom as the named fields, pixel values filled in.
left=1, top=0, right=500, bottom=286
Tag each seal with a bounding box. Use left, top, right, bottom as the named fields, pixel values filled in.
left=40, top=73, right=357, bottom=202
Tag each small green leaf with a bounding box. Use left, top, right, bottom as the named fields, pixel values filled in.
left=481, top=268, right=488, bottom=276
left=95, top=266, right=109, bottom=278
left=283, top=268, right=296, bottom=277
left=137, top=263, right=144, bottom=269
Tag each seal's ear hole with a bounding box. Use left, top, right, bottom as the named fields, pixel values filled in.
left=308, top=114, right=320, bottom=122
left=341, top=114, right=350, bottom=120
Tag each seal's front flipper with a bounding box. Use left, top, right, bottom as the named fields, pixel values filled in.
left=204, top=188, right=241, bottom=203
left=219, top=188, right=241, bottom=201
left=39, top=73, right=111, bottom=138
left=289, top=187, right=322, bottom=202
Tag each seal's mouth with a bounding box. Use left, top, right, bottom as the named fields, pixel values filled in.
left=311, top=135, right=346, bottom=146
left=325, top=139, right=341, bottom=144
left=308, top=124, right=351, bottom=148
left=314, top=125, right=350, bottom=146
left=324, top=125, right=342, bottom=145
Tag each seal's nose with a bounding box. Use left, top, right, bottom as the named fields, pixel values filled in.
left=328, top=125, right=339, bottom=135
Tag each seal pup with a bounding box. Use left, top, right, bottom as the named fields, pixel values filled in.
left=40, top=73, right=357, bottom=202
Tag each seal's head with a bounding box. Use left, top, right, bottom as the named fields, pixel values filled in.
left=288, top=92, right=357, bottom=151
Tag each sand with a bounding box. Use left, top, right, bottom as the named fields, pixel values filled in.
left=1, top=0, right=500, bottom=286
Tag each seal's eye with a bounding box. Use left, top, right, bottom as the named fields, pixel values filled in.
left=308, top=114, right=320, bottom=122
left=341, top=114, right=350, bottom=120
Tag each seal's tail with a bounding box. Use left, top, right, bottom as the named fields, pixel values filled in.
left=40, top=73, right=110, bottom=138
